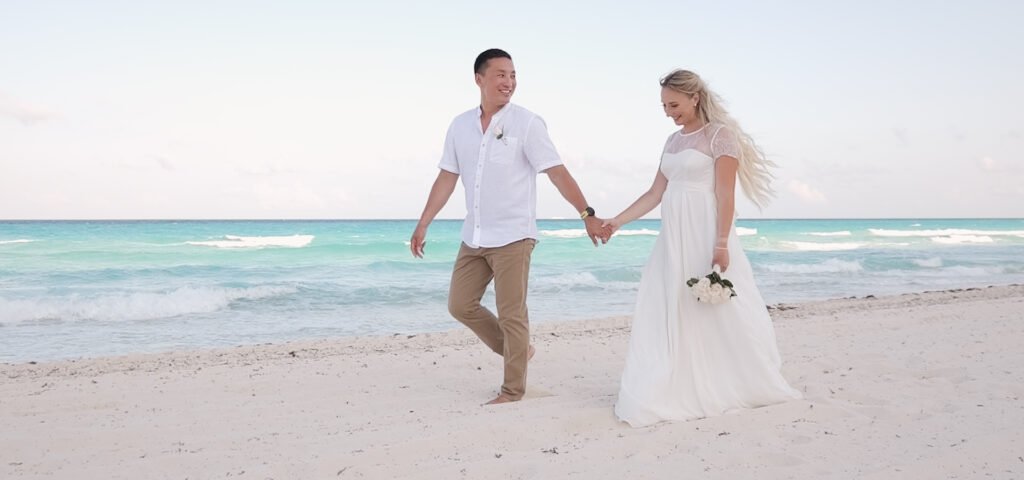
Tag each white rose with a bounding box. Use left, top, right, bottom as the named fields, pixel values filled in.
left=711, top=283, right=727, bottom=304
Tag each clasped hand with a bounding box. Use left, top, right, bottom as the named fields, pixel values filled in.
left=584, top=217, right=620, bottom=246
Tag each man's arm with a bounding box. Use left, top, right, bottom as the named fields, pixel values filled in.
left=410, top=170, right=459, bottom=258
left=544, top=165, right=604, bottom=246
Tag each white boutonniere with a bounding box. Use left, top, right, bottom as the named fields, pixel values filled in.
left=495, top=125, right=507, bottom=144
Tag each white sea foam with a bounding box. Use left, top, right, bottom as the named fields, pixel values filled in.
left=913, top=257, right=943, bottom=268
left=807, top=231, right=852, bottom=237
left=187, top=234, right=314, bottom=249
left=540, top=229, right=588, bottom=238
left=736, top=227, right=758, bottom=236
left=0, top=285, right=296, bottom=324
left=761, top=259, right=864, bottom=274
left=930, top=235, right=994, bottom=244
left=615, top=229, right=659, bottom=236
left=942, top=265, right=1006, bottom=276
left=532, top=272, right=600, bottom=288
left=869, top=228, right=1024, bottom=237
left=780, top=241, right=865, bottom=251
left=0, top=239, right=34, bottom=245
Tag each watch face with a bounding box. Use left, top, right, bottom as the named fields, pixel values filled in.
left=586, top=207, right=595, bottom=216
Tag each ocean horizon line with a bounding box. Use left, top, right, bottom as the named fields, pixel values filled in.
left=2, top=217, right=1023, bottom=222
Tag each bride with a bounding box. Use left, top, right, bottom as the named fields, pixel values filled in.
left=603, top=69, right=802, bottom=427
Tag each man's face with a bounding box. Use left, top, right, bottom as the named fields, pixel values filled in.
left=475, top=57, right=516, bottom=106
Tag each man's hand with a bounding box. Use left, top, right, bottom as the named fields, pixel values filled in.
left=584, top=217, right=607, bottom=246
left=410, top=223, right=428, bottom=258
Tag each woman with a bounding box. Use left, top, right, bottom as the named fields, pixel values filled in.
left=604, top=69, right=801, bottom=427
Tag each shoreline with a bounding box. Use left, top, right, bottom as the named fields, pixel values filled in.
left=3, top=285, right=1023, bottom=478
left=3, top=283, right=1019, bottom=368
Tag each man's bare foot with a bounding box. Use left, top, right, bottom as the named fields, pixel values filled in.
left=484, top=394, right=518, bottom=406
left=482, top=346, right=534, bottom=406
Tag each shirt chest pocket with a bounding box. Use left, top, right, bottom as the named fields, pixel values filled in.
left=489, top=137, right=520, bottom=165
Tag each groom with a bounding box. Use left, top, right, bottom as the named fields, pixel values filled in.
left=410, top=48, right=606, bottom=405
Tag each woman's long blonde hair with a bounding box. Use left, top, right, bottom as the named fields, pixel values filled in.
left=660, top=69, right=776, bottom=208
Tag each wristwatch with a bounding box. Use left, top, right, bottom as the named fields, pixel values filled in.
left=579, top=206, right=595, bottom=219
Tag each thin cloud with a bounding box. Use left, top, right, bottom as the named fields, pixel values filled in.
left=113, top=154, right=178, bottom=172
left=237, top=163, right=296, bottom=176
left=252, top=182, right=328, bottom=211
left=155, top=155, right=176, bottom=171
left=978, top=156, right=1022, bottom=173
left=892, top=128, right=909, bottom=146
left=0, top=93, right=61, bottom=125
left=787, top=179, right=827, bottom=203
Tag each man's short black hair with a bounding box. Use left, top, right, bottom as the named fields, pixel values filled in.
left=474, top=49, right=512, bottom=75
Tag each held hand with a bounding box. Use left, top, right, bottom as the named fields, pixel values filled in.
left=583, top=216, right=606, bottom=246
left=601, top=217, right=622, bottom=241
left=712, top=246, right=730, bottom=272
left=410, top=224, right=428, bottom=258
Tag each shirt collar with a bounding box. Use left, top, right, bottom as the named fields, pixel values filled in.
left=477, top=103, right=513, bottom=134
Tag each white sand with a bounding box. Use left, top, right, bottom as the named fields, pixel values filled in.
left=2, top=285, right=1023, bottom=479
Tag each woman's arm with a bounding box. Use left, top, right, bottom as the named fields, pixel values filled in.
left=602, top=171, right=669, bottom=234
left=712, top=156, right=739, bottom=270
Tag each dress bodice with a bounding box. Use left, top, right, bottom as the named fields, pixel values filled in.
left=659, top=123, right=740, bottom=193
left=661, top=150, right=716, bottom=192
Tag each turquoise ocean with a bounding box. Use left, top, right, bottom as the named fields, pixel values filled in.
left=2, top=218, right=1023, bottom=363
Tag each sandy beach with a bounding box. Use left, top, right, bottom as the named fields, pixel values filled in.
left=2, top=285, right=1023, bottom=479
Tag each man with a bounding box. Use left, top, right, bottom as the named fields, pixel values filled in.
left=410, top=48, right=606, bottom=405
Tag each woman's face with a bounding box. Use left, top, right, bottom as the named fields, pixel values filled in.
left=661, top=87, right=699, bottom=126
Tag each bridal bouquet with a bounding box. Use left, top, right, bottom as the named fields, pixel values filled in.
left=686, top=265, right=737, bottom=304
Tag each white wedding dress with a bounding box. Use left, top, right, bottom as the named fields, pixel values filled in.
left=615, top=123, right=802, bottom=427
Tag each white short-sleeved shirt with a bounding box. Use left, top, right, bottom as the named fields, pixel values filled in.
left=438, top=103, right=563, bottom=248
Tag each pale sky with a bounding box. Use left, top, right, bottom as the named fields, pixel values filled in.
left=2, top=0, right=1022, bottom=220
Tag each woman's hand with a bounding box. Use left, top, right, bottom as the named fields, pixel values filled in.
left=712, top=246, right=730, bottom=272
left=601, top=217, right=623, bottom=240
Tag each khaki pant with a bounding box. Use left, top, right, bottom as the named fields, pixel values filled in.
left=448, top=238, right=536, bottom=400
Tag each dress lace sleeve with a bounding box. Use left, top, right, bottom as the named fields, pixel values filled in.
left=710, top=125, right=741, bottom=160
